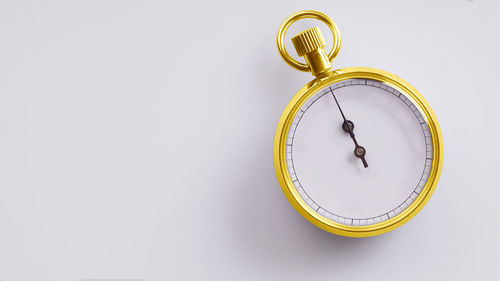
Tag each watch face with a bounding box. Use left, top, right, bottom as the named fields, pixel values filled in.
left=285, top=78, right=433, bottom=226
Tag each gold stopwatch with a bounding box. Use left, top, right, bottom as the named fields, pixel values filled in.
left=274, top=10, right=443, bottom=237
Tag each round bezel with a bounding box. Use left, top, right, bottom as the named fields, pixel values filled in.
left=273, top=67, right=443, bottom=237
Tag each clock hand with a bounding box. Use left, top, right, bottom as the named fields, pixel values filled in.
left=341, top=120, right=368, bottom=168
left=330, top=89, right=369, bottom=168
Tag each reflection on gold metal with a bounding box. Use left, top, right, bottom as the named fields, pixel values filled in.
left=291, top=27, right=332, bottom=77
left=274, top=11, right=443, bottom=237
left=276, top=10, right=341, bottom=72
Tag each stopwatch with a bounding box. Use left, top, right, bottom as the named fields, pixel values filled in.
left=274, top=11, right=443, bottom=237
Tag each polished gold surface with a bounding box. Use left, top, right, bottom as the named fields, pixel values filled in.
left=291, top=27, right=332, bottom=77
left=276, top=10, right=341, bottom=72
left=274, top=11, right=443, bottom=237
left=291, top=27, right=326, bottom=56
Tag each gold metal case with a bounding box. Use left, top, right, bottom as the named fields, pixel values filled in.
left=274, top=11, right=443, bottom=237
left=274, top=67, right=443, bottom=237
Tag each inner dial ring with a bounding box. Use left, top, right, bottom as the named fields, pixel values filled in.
left=285, top=78, right=433, bottom=227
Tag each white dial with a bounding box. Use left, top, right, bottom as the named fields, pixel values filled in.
left=286, top=78, right=433, bottom=226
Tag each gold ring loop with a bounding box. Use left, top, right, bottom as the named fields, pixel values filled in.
left=277, top=10, right=342, bottom=72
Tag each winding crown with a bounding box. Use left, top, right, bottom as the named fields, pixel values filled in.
left=291, top=27, right=326, bottom=57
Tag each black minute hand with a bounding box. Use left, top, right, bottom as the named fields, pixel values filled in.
left=330, top=89, right=369, bottom=168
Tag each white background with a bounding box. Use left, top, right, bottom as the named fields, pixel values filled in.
left=0, top=0, right=498, bottom=280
